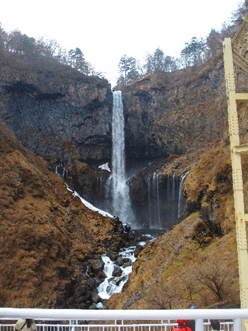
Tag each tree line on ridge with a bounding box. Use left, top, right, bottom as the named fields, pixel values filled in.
left=0, top=1, right=247, bottom=88
left=115, top=1, right=248, bottom=89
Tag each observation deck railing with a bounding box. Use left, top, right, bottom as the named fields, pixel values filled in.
left=0, top=308, right=248, bottom=331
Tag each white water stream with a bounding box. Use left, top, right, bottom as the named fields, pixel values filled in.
left=97, top=246, right=137, bottom=300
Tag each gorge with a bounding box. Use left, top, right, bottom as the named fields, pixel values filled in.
left=0, top=38, right=244, bottom=309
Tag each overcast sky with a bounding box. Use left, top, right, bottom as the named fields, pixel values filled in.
left=0, top=0, right=243, bottom=86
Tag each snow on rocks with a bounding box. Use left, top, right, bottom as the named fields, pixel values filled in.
left=65, top=184, right=114, bottom=218
left=98, top=162, right=111, bottom=172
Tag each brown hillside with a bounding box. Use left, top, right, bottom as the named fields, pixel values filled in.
left=0, top=121, right=129, bottom=308
left=106, top=141, right=241, bottom=309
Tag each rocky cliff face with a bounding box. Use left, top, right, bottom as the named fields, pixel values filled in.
left=0, top=53, right=230, bottom=231
left=0, top=52, right=114, bottom=211
left=0, top=76, right=112, bottom=163
left=122, top=56, right=228, bottom=162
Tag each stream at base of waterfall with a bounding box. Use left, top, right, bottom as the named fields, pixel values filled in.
left=96, top=234, right=155, bottom=308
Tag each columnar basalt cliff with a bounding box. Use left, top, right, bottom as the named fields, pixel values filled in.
left=0, top=53, right=114, bottom=206
left=122, top=56, right=228, bottom=162
left=0, top=76, right=113, bottom=163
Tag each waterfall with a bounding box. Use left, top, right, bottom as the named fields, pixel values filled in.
left=178, top=171, right=189, bottom=218
left=154, top=172, right=161, bottom=228
left=112, top=91, right=133, bottom=226
left=172, top=173, right=176, bottom=203
left=147, top=174, right=152, bottom=226
left=146, top=172, right=162, bottom=229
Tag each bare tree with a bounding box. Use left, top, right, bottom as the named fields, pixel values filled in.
left=150, top=281, right=182, bottom=309
left=196, top=259, right=231, bottom=301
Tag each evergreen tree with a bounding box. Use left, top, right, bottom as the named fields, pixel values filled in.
left=180, top=37, right=207, bottom=67
left=0, top=23, right=7, bottom=51
left=153, top=47, right=165, bottom=72
left=118, top=54, right=140, bottom=85
left=143, top=53, right=154, bottom=75
left=164, top=55, right=179, bottom=72
left=68, top=48, right=89, bottom=74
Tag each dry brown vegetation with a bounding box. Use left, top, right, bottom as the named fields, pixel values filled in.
left=0, top=121, right=117, bottom=308
left=0, top=50, right=107, bottom=92
left=106, top=140, right=241, bottom=309
left=106, top=214, right=239, bottom=309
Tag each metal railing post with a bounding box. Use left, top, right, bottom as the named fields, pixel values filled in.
left=195, top=318, right=204, bottom=331
left=233, top=318, right=242, bottom=331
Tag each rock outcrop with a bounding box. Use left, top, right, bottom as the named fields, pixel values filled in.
left=0, top=76, right=112, bottom=163
left=122, top=56, right=228, bottom=161
left=0, top=52, right=114, bottom=213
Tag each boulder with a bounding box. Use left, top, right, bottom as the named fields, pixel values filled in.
left=112, top=266, right=122, bottom=277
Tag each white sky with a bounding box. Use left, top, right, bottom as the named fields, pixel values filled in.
left=0, top=0, right=243, bottom=86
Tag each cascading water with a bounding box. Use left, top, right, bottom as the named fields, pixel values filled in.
left=155, top=172, right=161, bottom=227
left=178, top=171, right=189, bottom=218
left=111, top=91, right=133, bottom=226
left=147, top=172, right=161, bottom=229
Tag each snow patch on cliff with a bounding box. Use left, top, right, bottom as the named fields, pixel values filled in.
left=98, top=162, right=111, bottom=172
left=65, top=184, right=114, bottom=218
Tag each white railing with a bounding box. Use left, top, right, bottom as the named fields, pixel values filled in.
left=0, top=320, right=235, bottom=331
left=0, top=308, right=247, bottom=331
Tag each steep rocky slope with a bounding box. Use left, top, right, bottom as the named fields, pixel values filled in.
left=106, top=140, right=241, bottom=309
left=0, top=121, right=139, bottom=308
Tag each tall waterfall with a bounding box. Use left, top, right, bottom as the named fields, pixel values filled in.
left=112, top=91, right=133, bottom=226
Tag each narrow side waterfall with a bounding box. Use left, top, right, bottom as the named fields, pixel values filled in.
left=178, top=171, right=189, bottom=218
left=147, top=172, right=161, bottom=229
left=112, top=91, right=133, bottom=226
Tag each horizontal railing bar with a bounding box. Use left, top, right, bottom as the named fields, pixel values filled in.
left=235, top=93, right=248, bottom=100
left=0, top=321, right=233, bottom=329
left=0, top=321, right=235, bottom=331
left=0, top=322, right=169, bottom=324
left=233, top=144, right=248, bottom=154
left=0, top=308, right=247, bottom=321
